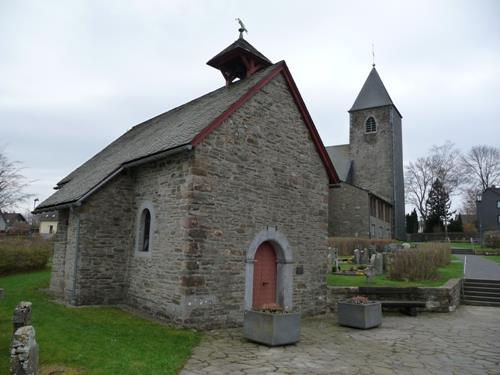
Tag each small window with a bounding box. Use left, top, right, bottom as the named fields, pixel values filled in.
left=365, top=117, right=377, bottom=133
left=49, top=225, right=53, bottom=234
left=498, top=215, right=500, bottom=224
left=140, top=209, right=151, bottom=252
left=497, top=201, right=500, bottom=209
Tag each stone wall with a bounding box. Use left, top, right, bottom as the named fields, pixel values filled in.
left=50, top=174, right=135, bottom=305
left=350, top=106, right=393, bottom=202
left=126, top=151, right=194, bottom=324
left=329, top=182, right=370, bottom=237
left=370, top=215, right=392, bottom=239
left=74, top=173, right=134, bottom=305
left=327, top=278, right=463, bottom=313
left=348, top=106, right=405, bottom=240
left=390, top=110, right=405, bottom=240
left=48, top=71, right=330, bottom=329
left=49, top=209, right=69, bottom=298
left=182, top=73, right=330, bottom=328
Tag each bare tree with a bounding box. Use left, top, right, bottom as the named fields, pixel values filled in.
left=461, top=186, right=479, bottom=216
left=0, top=149, right=31, bottom=210
left=405, top=141, right=462, bottom=223
left=405, top=157, right=433, bottom=222
left=428, top=141, right=462, bottom=197
left=460, top=145, right=500, bottom=191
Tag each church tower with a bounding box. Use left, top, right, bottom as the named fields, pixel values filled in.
left=348, top=66, right=405, bottom=240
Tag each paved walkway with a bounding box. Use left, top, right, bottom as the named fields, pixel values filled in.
left=458, top=255, right=500, bottom=280
left=180, top=306, right=500, bottom=375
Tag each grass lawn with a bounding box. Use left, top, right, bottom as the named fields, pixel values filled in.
left=449, top=242, right=500, bottom=253
left=328, top=257, right=464, bottom=288
left=0, top=270, right=200, bottom=375
left=483, top=256, right=500, bottom=264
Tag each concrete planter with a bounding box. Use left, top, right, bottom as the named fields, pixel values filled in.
left=337, top=301, right=382, bottom=329
left=243, top=310, right=300, bottom=346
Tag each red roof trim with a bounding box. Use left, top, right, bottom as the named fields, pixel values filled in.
left=279, top=63, right=340, bottom=183
left=191, top=61, right=340, bottom=184
left=191, top=64, right=283, bottom=146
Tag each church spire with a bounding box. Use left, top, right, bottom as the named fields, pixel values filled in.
left=349, top=67, right=400, bottom=116
left=207, top=21, right=272, bottom=86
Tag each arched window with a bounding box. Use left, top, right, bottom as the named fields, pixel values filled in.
left=135, top=202, right=155, bottom=255
left=140, top=209, right=151, bottom=252
left=365, top=117, right=377, bottom=133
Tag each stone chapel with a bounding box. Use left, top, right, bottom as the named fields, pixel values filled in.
left=34, top=34, right=340, bottom=328
left=326, top=66, right=405, bottom=240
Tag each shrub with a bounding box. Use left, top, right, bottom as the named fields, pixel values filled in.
left=387, top=243, right=450, bottom=281
left=0, top=236, right=52, bottom=275
left=329, top=237, right=394, bottom=256
left=484, top=231, right=500, bottom=249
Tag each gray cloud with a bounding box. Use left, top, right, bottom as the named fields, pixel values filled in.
left=1, top=0, right=499, bottom=212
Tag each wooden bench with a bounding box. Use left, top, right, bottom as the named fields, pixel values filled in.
left=379, top=300, right=426, bottom=317
left=358, top=287, right=426, bottom=316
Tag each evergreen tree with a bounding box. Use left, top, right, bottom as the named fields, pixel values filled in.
left=406, top=209, right=419, bottom=233
left=425, top=179, right=455, bottom=235
left=448, top=214, right=464, bottom=232
left=410, top=209, right=419, bottom=233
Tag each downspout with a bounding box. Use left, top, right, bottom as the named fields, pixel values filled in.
left=71, top=206, right=81, bottom=305
left=368, top=193, right=372, bottom=239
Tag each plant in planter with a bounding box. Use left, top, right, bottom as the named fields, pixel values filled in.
left=244, top=303, right=300, bottom=346
left=337, top=296, right=382, bottom=329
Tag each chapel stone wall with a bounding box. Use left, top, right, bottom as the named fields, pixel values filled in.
left=180, top=73, right=330, bottom=328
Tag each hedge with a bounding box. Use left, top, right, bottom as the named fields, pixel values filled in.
left=0, top=236, right=52, bottom=275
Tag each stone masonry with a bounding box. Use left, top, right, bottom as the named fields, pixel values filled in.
left=13, top=302, right=32, bottom=334
left=349, top=106, right=405, bottom=239
left=184, top=74, right=330, bottom=327
left=329, top=182, right=370, bottom=237
left=49, top=72, right=331, bottom=328
left=10, top=326, right=39, bottom=375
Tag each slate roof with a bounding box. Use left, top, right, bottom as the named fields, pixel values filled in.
left=207, top=38, right=272, bottom=68
left=36, top=63, right=280, bottom=211
left=326, top=145, right=352, bottom=182
left=1, top=213, right=27, bottom=224
left=349, top=67, right=400, bottom=116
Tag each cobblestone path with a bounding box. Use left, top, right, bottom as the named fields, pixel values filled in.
left=181, top=306, right=500, bottom=375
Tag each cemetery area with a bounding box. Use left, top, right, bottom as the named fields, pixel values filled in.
left=327, top=238, right=464, bottom=287
left=0, top=270, right=200, bottom=375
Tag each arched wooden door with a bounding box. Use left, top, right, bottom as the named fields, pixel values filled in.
left=252, top=241, right=277, bottom=309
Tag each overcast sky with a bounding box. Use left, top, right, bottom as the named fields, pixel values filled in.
left=1, top=0, right=499, bottom=213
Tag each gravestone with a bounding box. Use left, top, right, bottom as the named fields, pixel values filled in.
left=10, top=325, right=39, bottom=375
left=13, top=302, right=32, bottom=334
left=374, top=253, right=384, bottom=275
left=328, top=248, right=339, bottom=272
left=361, top=249, right=370, bottom=264
left=354, top=249, right=360, bottom=264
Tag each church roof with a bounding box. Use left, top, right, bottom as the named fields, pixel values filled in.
left=349, top=67, right=400, bottom=116
left=207, top=38, right=272, bottom=68
left=326, top=145, right=352, bottom=182
left=35, top=61, right=339, bottom=212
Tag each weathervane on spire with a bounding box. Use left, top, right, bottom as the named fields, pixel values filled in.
left=235, top=18, right=248, bottom=39
left=372, top=43, right=376, bottom=67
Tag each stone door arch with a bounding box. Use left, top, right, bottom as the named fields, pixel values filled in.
left=245, top=228, right=294, bottom=311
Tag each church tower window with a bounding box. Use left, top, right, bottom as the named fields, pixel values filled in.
left=365, top=117, right=377, bottom=133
